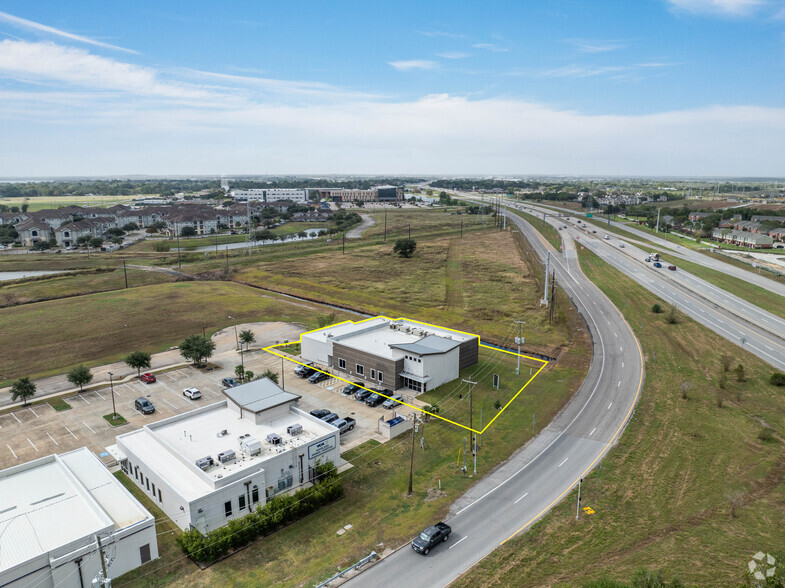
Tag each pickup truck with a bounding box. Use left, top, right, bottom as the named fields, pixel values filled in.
left=411, top=522, right=451, bottom=555
left=332, top=417, right=356, bottom=434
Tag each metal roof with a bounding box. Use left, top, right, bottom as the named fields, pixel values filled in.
left=389, top=334, right=462, bottom=356
left=223, top=378, right=301, bottom=413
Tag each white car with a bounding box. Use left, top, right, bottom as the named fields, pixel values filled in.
left=183, top=387, right=202, bottom=400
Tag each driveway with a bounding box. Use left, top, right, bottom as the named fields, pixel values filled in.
left=346, top=214, right=376, bottom=239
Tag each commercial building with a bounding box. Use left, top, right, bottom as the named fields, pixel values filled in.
left=231, top=188, right=307, bottom=203
left=0, top=447, right=158, bottom=588
left=317, top=186, right=404, bottom=203
left=301, top=317, right=479, bottom=393
left=112, top=379, right=340, bottom=534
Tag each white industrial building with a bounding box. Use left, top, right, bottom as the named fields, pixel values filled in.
left=0, top=447, right=158, bottom=588
left=301, top=317, right=479, bottom=393
left=230, top=188, right=307, bottom=203
left=112, top=379, right=340, bottom=534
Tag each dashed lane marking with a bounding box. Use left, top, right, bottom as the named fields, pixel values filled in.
left=514, top=492, right=529, bottom=504
left=590, top=427, right=596, bottom=436
left=558, top=457, right=568, bottom=468
left=449, top=536, right=468, bottom=550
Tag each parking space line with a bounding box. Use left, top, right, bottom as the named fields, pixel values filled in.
left=69, top=425, right=82, bottom=438
left=27, top=438, right=39, bottom=452
left=94, top=391, right=106, bottom=401
left=7, top=445, right=17, bottom=459
left=113, top=388, right=122, bottom=397
left=161, top=398, right=178, bottom=409
left=80, top=422, right=94, bottom=435
left=29, top=407, right=39, bottom=418
left=175, top=370, right=187, bottom=377
left=166, top=373, right=177, bottom=381
left=11, top=413, right=21, bottom=424
left=79, top=394, right=90, bottom=405
left=47, top=432, right=59, bottom=446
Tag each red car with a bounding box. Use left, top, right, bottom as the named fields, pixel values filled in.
left=140, top=373, right=156, bottom=384
left=668, top=265, right=677, bottom=271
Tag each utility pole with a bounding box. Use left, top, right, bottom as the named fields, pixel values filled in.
left=108, top=372, right=116, bottom=419
left=95, top=534, right=111, bottom=586
left=462, top=379, right=478, bottom=474
left=122, top=258, right=128, bottom=289
left=549, top=273, right=557, bottom=324
left=460, top=218, right=463, bottom=238
left=384, top=207, right=387, bottom=242
left=514, top=320, right=525, bottom=374
left=408, top=413, right=417, bottom=494
left=281, top=356, right=285, bottom=390
left=576, top=478, right=582, bottom=520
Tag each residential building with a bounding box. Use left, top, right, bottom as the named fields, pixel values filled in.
left=751, top=215, right=785, bottom=224
left=54, top=217, right=116, bottom=247
left=15, top=218, right=53, bottom=246
left=0, top=447, right=157, bottom=588
left=300, top=317, right=479, bottom=393
left=688, top=212, right=713, bottom=221
left=712, top=228, right=774, bottom=248
left=112, top=379, right=341, bottom=534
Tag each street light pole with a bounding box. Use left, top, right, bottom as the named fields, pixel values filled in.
left=514, top=320, right=525, bottom=375
left=576, top=477, right=582, bottom=520
left=108, top=372, right=116, bottom=419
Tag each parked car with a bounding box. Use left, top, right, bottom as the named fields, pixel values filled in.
left=382, top=393, right=404, bottom=409
left=140, top=373, right=156, bottom=384
left=342, top=382, right=364, bottom=396
left=365, top=393, right=384, bottom=407
left=309, top=370, right=330, bottom=384
left=354, top=388, right=373, bottom=402
left=310, top=408, right=331, bottom=419
left=134, top=397, right=155, bottom=415
left=320, top=413, right=339, bottom=424
left=221, top=377, right=238, bottom=388
left=668, top=265, right=677, bottom=271
left=295, top=364, right=316, bottom=378
left=653, top=262, right=662, bottom=268
left=182, top=387, right=202, bottom=400
left=332, top=417, right=356, bottom=434
left=411, top=522, right=451, bottom=555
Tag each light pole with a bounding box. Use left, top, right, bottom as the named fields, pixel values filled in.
left=228, top=316, right=239, bottom=350
left=108, top=372, right=116, bottom=419
left=576, top=477, right=582, bottom=520
left=514, top=320, right=526, bottom=375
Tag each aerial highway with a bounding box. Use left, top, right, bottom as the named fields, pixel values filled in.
left=345, top=206, right=644, bottom=587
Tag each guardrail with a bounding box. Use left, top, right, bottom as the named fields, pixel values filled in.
left=314, top=551, right=377, bottom=587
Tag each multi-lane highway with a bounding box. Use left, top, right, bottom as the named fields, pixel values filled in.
left=345, top=207, right=644, bottom=587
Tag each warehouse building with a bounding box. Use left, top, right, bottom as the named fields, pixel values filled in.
left=112, top=379, right=340, bottom=534
left=301, top=317, right=479, bottom=393
left=0, top=447, right=157, bottom=588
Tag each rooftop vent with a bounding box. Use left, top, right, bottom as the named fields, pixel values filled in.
left=216, top=429, right=229, bottom=438
left=217, top=450, right=236, bottom=463
left=196, top=456, right=214, bottom=470
left=286, top=423, right=303, bottom=436
left=266, top=433, right=283, bottom=445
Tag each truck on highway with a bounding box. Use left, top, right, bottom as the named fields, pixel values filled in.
left=651, top=252, right=660, bottom=261
left=411, top=522, right=451, bottom=555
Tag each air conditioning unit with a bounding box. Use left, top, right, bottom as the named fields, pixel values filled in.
left=195, top=456, right=214, bottom=470
left=241, top=436, right=262, bottom=456
left=217, top=450, right=236, bottom=463
left=216, top=429, right=228, bottom=438
left=237, top=433, right=250, bottom=443
left=266, top=433, right=283, bottom=446
left=286, top=424, right=303, bottom=436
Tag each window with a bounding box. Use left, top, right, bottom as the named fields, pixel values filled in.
left=158, top=489, right=162, bottom=503
left=370, top=369, right=376, bottom=380
left=252, top=486, right=259, bottom=504
left=31, top=230, right=38, bottom=237
left=378, top=371, right=383, bottom=383
left=356, top=364, right=364, bottom=376
left=338, top=358, right=346, bottom=370
left=239, top=494, right=246, bottom=511
left=224, top=501, right=232, bottom=517
left=140, top=544, right=151, bottom=564
left=134, top=467, right=138, bottom=480
left=146, top=478, right=150, bottom=492
left=152, top=483, right=156, bottom=496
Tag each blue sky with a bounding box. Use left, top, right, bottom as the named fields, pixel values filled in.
left=0, top=0, right=784, bottom=176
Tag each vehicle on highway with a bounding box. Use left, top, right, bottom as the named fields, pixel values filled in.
left=221, top=377, right=238, bottom=388
left=619, top=242, right=625, bottom=248
left=668, top=265, right=677, bottom=271
left=182, top=387, right=202, bottom=400
left=309, top=408, right=331, bottom=419
left=134, top=397, right=155, bottom=415
left=645, top=257, right=651, bottom=262
left=309, top=370, right=330, bottom=384
left=382, top=393, right=403, bottom=409
left=411, top=522, right=451, bottom=555
left=354, top=388, right=373, bottom=402
left=294, top=362, right=315, bottom=377
left=342, top=382, right=365, bottom=396
left=651, top=252, right=660, bottom=261
left=320, top=412, right=339, bottom=424
left=604, top=235, right=610, bottom=240
left=333, top=417, right=356, bottom=434
left=592, top=230, right=597, bottom=233
left=653, top=262, right=662, bottom=268
left=365, top=393, right=384, bottom=407
left=139, top=373, right=156, bottom=384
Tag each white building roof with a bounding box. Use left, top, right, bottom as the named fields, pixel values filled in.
left=0, top=448, right=153, bottom=575
left=224, top=378, right=300, bottom=413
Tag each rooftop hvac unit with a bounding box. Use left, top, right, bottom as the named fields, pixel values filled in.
left=266, top=433, right=283, bottom=445
left=286, top=423, right=303, bottom=436
left=237, top=433, right=250, bottom=443
left=195, top=456, right=214, bottom=470
left=216, top=429, right=228, bottom=438
left=241, top=436, right=262, bottom=456
left=217, top=450, right=236, bottom=463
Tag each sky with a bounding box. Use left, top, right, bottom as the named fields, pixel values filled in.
left=0, top=0, right=784, bottom=177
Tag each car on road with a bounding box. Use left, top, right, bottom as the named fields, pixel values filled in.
left=342, top=382, right=365, bottom=396
left=653, top=262, right=662, bottom=268
left=309, top=370, right=331, bottom=384
left=183, top=387, right=202, bottom=400
left=354, top=388, right=373, bottom=402
left=332, top=417, right=356, bottom=434
left=310, top=408, right=331, bottom=419
left=140, top=373, right=156, bottom=384
left=592, top=230, right=597, bottom=233
left=221, top=377, right=239, bottom=388
left=619, top=243, right=625, bottom=248
left=411, top=522, right=451, bottom=555
left=382, top=393, right=404, bottom=409
left=668, top=265, right=677, bottom=271
left=134, top=397, right=155, bottom=415
left=320, top=413, right=339, bottom=424
left=645, top=257, right=651, bottom=262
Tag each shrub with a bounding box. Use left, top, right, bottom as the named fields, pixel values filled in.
left=153, top=241, right=170, bottom=252
left=734, top=364, right=746, bottom=383
left=666, top=305, right=678, bottom=324
left=651, top=303, right=662, bottom=314
left=393, top=238, right=417, bottom=258
left=770, top=372, right=785, bottom=386
left=758, top=426, right=774, bottom=442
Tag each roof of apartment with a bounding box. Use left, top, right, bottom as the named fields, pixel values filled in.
left=56, top=217, right=115, bottom=231
left=224, top=378, right=301, bottom=413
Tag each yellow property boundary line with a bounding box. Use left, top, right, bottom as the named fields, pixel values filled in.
left=263, top=316, right=548, bottom=434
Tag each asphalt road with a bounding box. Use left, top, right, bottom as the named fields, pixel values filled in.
left=344, top=207, right=645, bottom=587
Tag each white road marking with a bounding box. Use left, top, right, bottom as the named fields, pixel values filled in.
left=80, top=422, right=93, bottom=435
left=166, top=373, right=177, bottom=381
left=28, top=438, right=38, bottom=452
left=590, top=427, right=596, bottom=436
left=622, top=362, right=624, bottom=368
left=514, top=492, right=529, bottom=504
left=614, top=332, right=617, bottom=337
left=618, top=381, right=621, bottom=387
left=113, top=388, right=122, bottom=397
left=558, top=457, right=568, bottom=468
left=11, top=413, right=21, bottom=424
left=608, top=402, right=613, bottom=409
left=620, top=346, right=623, bottom=352
left=28, top=407, right=38, bottom=418
left=449, top=536, right=468, bottom=549
left=7, top=445, right=17, bottom=459
left=80, top=394, right=90, bottom=405
left=162, top=398, right=178, bottom=409
left=94, top=390, right=105, bottom=400
left=47, top=432, right=59, bottom=446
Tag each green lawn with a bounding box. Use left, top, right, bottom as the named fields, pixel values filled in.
left=509, top=208, right=562, bottom=250
left=454, top=247, right=785, bottom=588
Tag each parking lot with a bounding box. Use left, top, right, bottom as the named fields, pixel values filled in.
left=0, top=349, right=413, bottom=470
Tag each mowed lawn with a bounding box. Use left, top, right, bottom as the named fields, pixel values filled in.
left=453, top=247, right=785, bottom=588
left=0, top=281, right=354, bottom=384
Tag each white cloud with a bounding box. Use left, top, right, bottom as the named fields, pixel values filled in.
left=388, top=60, right=439, bottom=71
left=667, top=0, right=766, bottom=16
left=0, top=10, right=137, bottom=53
left=566, top=39, right=627, bottom=53
left=437, top=52, right=470, bottom=59
left=417, top=30, right=466, bottom=39
left=472, top=43, right=509, bottom=53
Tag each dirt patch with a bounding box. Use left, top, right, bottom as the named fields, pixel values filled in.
left=425, top=487, right=448, bottom=502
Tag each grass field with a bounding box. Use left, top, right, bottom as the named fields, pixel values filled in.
left=0, top=281, right=355, bottom=384
left=362, top=208, right=492, bottom=240
left=115, top=326, right=590, bottom=588
left=511, top=208, right=562, bottom=250
left=453, top=247, right=785, bottom=588
left=0, top=195, right=141, bottom=211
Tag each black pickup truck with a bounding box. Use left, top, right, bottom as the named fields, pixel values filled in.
left=411, top=522, right=451, bottom=555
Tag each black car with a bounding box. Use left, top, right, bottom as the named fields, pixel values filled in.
left=365, top=393, right=384, bottom=407
left=309, top=408, right=331, bottom=419
left=354, top=388, right=373, bottom=402
left=412, top=522, right=451, bottom=555
left=295, top=363, right=316, bottom=378
left=134, top=397, right=155, bottom=415
left=320, top=413, right=339, bottom=424
left=309, top=371, right=330, bottom=384
left=342, top=382, right=364, bottom=396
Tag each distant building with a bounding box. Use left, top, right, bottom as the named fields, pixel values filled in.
left=55, top=217, right=117, bottom=247
left=231, top=189, right=307, bottom=203
left=318, top=186, right=403, bottom=203
left=688, top=212, right=713, bottom=221
left=0, top=447, right=157, bottom=588
left=712, top=228, right=773, bottom=248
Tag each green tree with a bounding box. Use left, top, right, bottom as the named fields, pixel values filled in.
left=121, top=222, right=139, bottom=231
left=11, top=377, right=36, bottom=406
left=180, top=226, right=197, bottom=237
left=235, top=364, right=246, bottom=381
left=67, top=365, right=93, bottom=392
left=393, top=238, right=417, bottom=258
left=244, top=370, right=254, bottom=382
left=76, top=235, right=91, bottom=247
left=124, top=350, right=152, bottom=377
left=261, top=369, right=279, bottom=384
left=88, top=237, right=103, bottom=248
left=179, top=335, right=215, bottom=366
left=239, top=329, right=256, bottom=350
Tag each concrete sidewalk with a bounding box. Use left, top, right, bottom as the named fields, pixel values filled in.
left=0, top=321, right=305, bottom=411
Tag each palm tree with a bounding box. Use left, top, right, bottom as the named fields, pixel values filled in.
left=11, top=377, right=36, bottom=406
left=239, top=329, right=256, bottom=351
